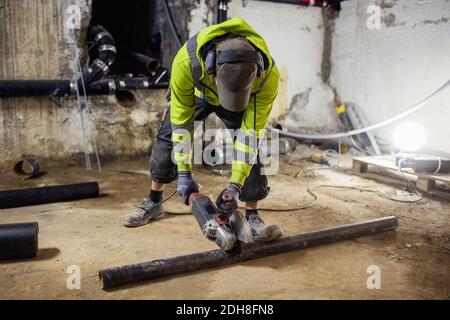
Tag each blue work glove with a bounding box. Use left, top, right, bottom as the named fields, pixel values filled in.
left=177, top=172, right=199, bottom=205
left=215, top=183, right=241, bottom=217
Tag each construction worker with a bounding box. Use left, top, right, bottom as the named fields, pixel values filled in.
left=123, top=17, right=283, bottom=242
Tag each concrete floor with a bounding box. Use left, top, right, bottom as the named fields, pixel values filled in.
left=0, top=152, right=449, bottom=299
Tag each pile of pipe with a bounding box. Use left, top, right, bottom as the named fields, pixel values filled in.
left=0, top=26, right=168, bottom=98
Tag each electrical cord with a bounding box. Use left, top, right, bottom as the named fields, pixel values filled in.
left=398, top=164, right=423, bottom=200
left=160, top=176, right=422, bottom=214
left=158, top=189, right=178, bottom=205
left=270, top=80, right=450, bottom=140
left=158, top=149, right=423, bottom=215
left=433, top=157, right=442, bottom=174
left=260, top=145, right=422, bottom=212
left=154, top=189, right=193, bottom=215
left=349, top=135, right=375, bottom=156
left=163, top=0, right=183, bottom=48
left=295, top=148, right=340, bottom=178
left=256, top=182, right=422, bottom=213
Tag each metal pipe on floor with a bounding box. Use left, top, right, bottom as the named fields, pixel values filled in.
left=0, top=222, right=39, bottom=260
left=99, top=216, right=398, bottom=289
left=0, top=182, right=100, bottom=209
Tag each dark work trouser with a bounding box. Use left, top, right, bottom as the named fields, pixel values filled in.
left=150, top=98, right=269, bottom=202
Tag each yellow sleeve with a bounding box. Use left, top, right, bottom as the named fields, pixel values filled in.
left=230, top=64, right=280, bottom=185
left=170, top=44, right=196, bottom=172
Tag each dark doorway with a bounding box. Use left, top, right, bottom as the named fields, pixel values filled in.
left=88, top=0, right=167, bottom=81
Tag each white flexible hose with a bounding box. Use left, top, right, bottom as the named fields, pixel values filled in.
left=270, top=80, right=450, bottom=140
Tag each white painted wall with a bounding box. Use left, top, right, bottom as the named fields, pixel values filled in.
left=189, top=0, right=338, bottom=129
left=331, top=0, right=450, bottom=154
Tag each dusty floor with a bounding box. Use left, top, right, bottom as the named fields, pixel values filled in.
left=0, top=151, right=449, bottom=299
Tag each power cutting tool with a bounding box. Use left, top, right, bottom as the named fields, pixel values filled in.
left=189, top=193, right=254, bottom=251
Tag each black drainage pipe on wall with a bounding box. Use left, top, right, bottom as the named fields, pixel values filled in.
left=0, top=182, right=100, bottom=209
left=255, top=0, right=344, bottom=10
left=218, top=0, right=229, bottom=23
left=99, top=216, right=398, bottom=289
left=0, top=25, right=170, bottom=99
left=0, top=222, right=39, bottom=260
left=0, top=78, right=168, bottom=98
left=89, top=77, right=168, bottom=93
left=0, top=80, right=74, bottom=98
left=79, top=25, right=117, bottom=87
left=123, top=51, right=161, bottom=75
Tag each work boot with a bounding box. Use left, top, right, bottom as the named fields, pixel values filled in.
left=122, top=197, right=165, bottom=227
left=247, top=214, right=283, bottom=242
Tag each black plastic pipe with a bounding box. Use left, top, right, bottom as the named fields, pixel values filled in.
left=0, top=80, right=73, bottom=98
left=163, top=0, right=183, bottom=48
left=99, top=216, right=398, bottom=289
left=218, top=0, right=229, bottom=23
left=256, top=0, right=344, bottom=10
left=124, top=51, right=161, bottom=75
left=79, top=25, right=117, bottom=87
left=88, top=77, right=169, bottom=94
left=0, top=25, right=171, bottom=98
left=0, top=182, right=99, bottom=209
left=0, top=78, right=168, bottom=98
left=0, top=222, right=39, bottom=260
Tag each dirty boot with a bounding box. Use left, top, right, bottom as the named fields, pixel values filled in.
left=122, top=197, right=165, bottom=227
left=247, top=214, right=283, bottom=242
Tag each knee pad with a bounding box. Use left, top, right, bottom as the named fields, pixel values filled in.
left=150, top=143, right=178, bottom=183
left=239, top=162, right=269, bottom=202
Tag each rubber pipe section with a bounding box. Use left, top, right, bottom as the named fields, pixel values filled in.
left=0, top=182, right=99, bottom=209
left=13, top=157, right=41, bottom=179
left=0, top=222, right=39, bottom=260
left=255, top=0, right=342, bottom=10
left=79, top=25, right=117, bottom=87
left=87, top=77, right=169, bottom=94
left=124, top=51, right=161, bottom=75
left=0, top=80, right=73, bottom=98
left=0, top=78, right=168, bottom=98
left=99, top=216, right=398, bottom=289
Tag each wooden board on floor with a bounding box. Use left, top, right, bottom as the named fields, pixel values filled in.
left=352, top=156, right=450, bottom=200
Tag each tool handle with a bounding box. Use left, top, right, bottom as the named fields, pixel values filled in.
left=188, top=192, right=204, bottom=206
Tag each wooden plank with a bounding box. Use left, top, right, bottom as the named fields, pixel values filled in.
left=416, top=172, right=450, bottom=184
left=352, top=156, right=450, bottom=201
left=352, top=159, right=368, bottom=173
left=354, top=171, right=450, bottom=202
left=417, top=177, right=435, bottom=192
left=353, top=156, right=450, bottom=183
left=354, top=156, right=412, bottom=172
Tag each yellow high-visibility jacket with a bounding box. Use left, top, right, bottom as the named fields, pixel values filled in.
left=170, top=17, right=280, bottom=186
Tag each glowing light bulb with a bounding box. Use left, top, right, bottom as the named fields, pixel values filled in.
left=393, top=121, right=426, bottom=152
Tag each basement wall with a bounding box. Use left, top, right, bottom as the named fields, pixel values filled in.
left=4, top=0, right=447, bottom=169
left=226, top=1, right=339, bottom=130
left=0, top=0, right=336, bottom=169
left=331, top=0, right=450, bottom=154
left=0, top=0, right=213, bottom=169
